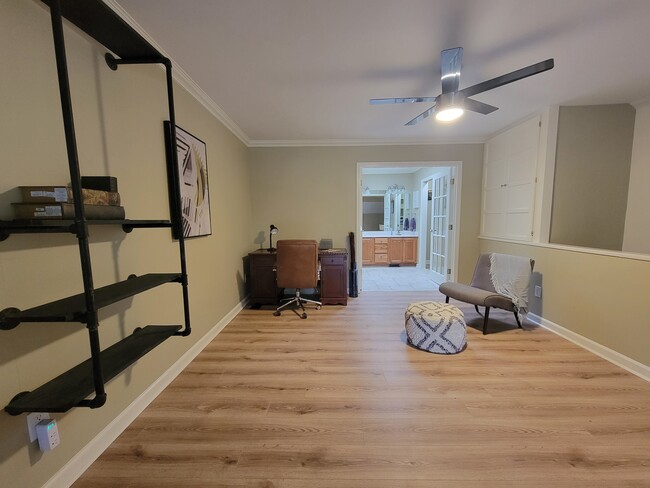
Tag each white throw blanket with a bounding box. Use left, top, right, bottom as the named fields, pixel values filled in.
left=489, top=253, right=531, bottom=317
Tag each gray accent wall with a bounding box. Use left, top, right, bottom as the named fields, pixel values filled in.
left=550, top=104, right=635, bottom=250
left=623, top=101, right=650, bottom=254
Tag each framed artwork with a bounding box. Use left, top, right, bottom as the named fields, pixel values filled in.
left=164, top=122, right=212, bottom=238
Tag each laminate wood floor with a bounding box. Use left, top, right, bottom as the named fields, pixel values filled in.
left=73, top=292, right=650, bottom=487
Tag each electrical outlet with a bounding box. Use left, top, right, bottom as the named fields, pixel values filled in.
left=27, top=412, right=50, bottom=442
left=534, top=285, right=542, bottom=298
left=36, top=419, right=60, bottom=451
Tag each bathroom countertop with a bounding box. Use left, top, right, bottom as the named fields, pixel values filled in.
left=362, top=231, right=418, bottom=238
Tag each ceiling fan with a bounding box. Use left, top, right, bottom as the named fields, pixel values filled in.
left=370, top=47, right=554, bottom=125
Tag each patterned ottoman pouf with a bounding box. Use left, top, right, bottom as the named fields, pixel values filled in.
left=405, top=301, right=467, bottom=354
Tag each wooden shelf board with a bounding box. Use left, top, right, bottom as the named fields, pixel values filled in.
left=0, top=219, right=172, bottom=234
left=4, top=325, right=181, bottom=415
left=3, top=273, right=181, bottom=325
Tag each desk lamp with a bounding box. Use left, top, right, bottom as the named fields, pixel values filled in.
left=269, top=225, right=278, bottom=251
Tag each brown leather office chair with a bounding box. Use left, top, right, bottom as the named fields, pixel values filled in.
left=273, top=239, right=321, bottom=319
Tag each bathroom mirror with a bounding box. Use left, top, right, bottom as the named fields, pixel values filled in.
left=362, top=195, right=384, bottom=231
left=361, top=190, right=417, bottom=232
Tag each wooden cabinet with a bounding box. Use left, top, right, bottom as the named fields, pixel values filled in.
left=374, top=252, right=389, bottom=264
left=320, top=251, right=348, bottom=305
left=388, top=237, right=417, bottom=264
left=388, top=238, right=403, bottom=263
left=374, top=237, right=388, bottom=264
left=248, top=250, right=281, bottom=307
left=402, top=237, right=418, bottom=264
left=362, top=236, right=418, bottom=266
left=362, top=238, right=374, bottom=264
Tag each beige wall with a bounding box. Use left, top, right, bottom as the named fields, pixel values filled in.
left=480, top=239, right=650, bottom=366
left=623, top=101, right=650, bottom=254
left=249, top=145, right=484, bottom=283
left=0, top=2, right=252, bottom=487
left=550, top=104, right=635, bottom=250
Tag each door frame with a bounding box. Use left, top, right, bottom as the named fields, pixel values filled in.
left=356, top=161, right=462, bottom=291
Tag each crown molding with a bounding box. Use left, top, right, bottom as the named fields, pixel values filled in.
left=104, top=0, right=250, bottom=146
left=632, top=95, right=650, bottom=109
left=248, top=137, right=486, bottom=148
left=100, top=2, right=488, bottom=150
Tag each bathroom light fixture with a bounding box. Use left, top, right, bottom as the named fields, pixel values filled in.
left=387, top=184, right=405, bottom=193
left=269, top=224, right=278, bottom=252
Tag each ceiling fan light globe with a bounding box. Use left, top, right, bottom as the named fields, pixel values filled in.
left=435, top=107, right=464, bottom=122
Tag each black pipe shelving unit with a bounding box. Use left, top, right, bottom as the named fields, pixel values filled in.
left=2, top=0, right=191, bottom=415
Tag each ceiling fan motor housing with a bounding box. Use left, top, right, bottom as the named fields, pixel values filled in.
left=438, top=91, right=463, bottom=110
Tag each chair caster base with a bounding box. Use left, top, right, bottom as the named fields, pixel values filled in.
left=301, top=313, right=307, bottom=319
left=316, top=305, right=321, bottom=310
left=273, top=311, right=281, bottom=316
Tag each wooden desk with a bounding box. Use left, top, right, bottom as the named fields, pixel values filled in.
left=248, top=248, right=348, bottom=308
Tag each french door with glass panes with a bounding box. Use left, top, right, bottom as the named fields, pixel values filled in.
left=429, top=169, right=450, bottom=283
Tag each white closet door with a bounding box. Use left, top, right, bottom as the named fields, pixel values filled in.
left=482, top=116, right=540, bottom=241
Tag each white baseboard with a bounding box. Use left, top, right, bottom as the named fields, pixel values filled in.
left=527, top=312, right=650, bottom=383
left=44, top=297, right=249, bottom=488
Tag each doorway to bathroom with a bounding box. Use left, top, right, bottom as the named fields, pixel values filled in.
left=357, top=162, right=461, bottom=292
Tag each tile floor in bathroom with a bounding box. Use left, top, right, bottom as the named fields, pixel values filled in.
left=361, top=265, right=440, bottom=291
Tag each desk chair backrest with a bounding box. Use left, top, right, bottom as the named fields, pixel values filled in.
left=276, top=240, right=319, bottom=289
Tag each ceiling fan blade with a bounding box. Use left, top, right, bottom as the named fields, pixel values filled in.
left=440, top=47, right=463, bottom=94
left=370, top=97, right=437, bottom=105
left=463, top=97, right=498, bottom=115
left=405, top=105, right=437, bottom=126
left=459, top=58, right=555, bottom=99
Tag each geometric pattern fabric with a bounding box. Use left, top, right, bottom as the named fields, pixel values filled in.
left=405, top=301, right=467, bottom=354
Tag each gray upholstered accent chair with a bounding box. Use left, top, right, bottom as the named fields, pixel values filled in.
left=438, top=254, right=534, bottom=335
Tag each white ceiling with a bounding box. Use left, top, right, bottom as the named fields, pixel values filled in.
left=115, top=0, right=650, bottom=145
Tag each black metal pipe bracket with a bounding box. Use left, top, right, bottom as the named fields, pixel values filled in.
left=0, top=308, right=20, bottom=330
left=105, top=52, right=168, bottom=70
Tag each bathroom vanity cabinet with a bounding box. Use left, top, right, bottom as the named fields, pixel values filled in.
left=362, top=236, right=418, bottom=266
